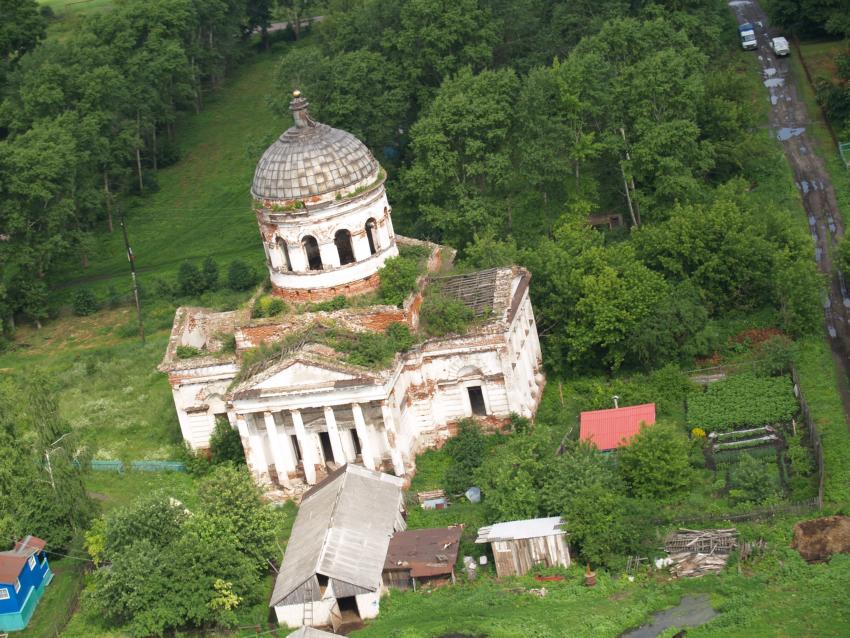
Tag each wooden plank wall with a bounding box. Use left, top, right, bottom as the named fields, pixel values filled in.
left=492, top=535, right=570, bottom=577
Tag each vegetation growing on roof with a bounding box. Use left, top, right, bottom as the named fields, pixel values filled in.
left=175, top=345, right=203, bottom=359
left=251, top=295, right=287, bottom=318
left=379, top=255, right=421, bottom=306
left=420, top=287, right=474, bottom=337
left=688, top=373, right=799, bottom=432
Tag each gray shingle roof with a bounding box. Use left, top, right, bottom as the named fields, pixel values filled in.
left=252, top=94, right=380, bottom=201
left=270, top=465, right=405, bottom=607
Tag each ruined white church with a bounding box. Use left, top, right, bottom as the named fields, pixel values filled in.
left=160, top=91, right=545, bottom=492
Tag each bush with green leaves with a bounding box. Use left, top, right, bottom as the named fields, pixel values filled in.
left=251, top=295, right=287, bottom=318
left=201, top=256, right=220, bottom=291
left=688, top=373, right=798, bottom=432
left=227, top=260, right=257, bottom=291
left=175, top=345, right=202, bottom=359
left=308, top=295, right=348, bottom=312
left=443, top=419, right=487, bottom=495
left=729, top=452, right=780, bottom=505
left=617, top=423, right=692, bottom=499
left=209, top=416, right=245, bottom=466
left=379, top=256, right=420, bottom=306
left=420, top=289, right=474, bottom=336
left=177, top=260, right=206, bottom=296
left=72, top=288, right=99, bottom=316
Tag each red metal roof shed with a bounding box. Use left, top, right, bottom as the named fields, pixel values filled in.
left=579, top=403, right=656, bottom=451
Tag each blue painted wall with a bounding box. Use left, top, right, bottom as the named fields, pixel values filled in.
left=0, top=551, right=50, bottom=614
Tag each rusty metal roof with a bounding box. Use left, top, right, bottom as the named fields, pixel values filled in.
left=270, top=465, right=405, bottom=607
left=0, top=536, right=46, bottom=584
left=579, top=403, right=656, bottom=451
left=384, top=527, right=462, bottom=578
left=252, top=94, right=380, bottom=201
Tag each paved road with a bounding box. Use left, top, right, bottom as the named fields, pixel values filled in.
left=729, top=0, right=850, bottom=421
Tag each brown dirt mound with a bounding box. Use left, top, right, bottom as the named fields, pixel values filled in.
left=791, top=515, right=850, bottom=563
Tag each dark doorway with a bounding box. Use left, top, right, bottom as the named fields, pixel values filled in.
left=290, top=435, right=302, bottom=462
left=335, top=229, right=356, bottom=265
left=319, top=431, right=335, bottom=463
left=303, top=235, right=322, bottom=270
left=350, top=429, right=362, bottom=456
left=337, top=596, right=360, bottom=619
left=467, top=386, right=486, bottom=416
left=365, top=219, right=378, bottom=255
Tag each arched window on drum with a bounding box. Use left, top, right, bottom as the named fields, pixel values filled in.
left=302, top=235, right=322, bottom=270
left=365, top=218, right=378, bottom=255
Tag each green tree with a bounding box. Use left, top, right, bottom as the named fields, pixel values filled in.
left=209, top=417, right=245, bottom=465
left=730, top=453, right=779, bottom=505
left=379, top=255, right=419, bottom=306
left=227, top=259, right=257, bottom=291
left=443, top=419, right=486, bottom=495
left=0, top=0, right=45, bottom=69
left=420, top=289, right=474, bottom=337
left=617, top=423, right=692, bottom=499
left=201, top=256, right=220, bottom=291
left=178, top=260, right=205, bottom=296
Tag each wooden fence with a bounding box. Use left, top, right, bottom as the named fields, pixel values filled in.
left=790, top=365, right=826, bottom=509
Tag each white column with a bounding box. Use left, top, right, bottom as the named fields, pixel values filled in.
left=380, top=402, right=405, bottom=477
left=268, top=241, right=282, bottom=270
left=352, top=231, right=372, bottom=262
left=289, top=241, right=309, bottom=273
left=291, top=409, right=316, bottom=485
left=377, top=217, right=391, bottom=248
left=340, top=427, right=357, bottom=463
left=264, top=411, right=294, bottom=487
left=352, top=403, right=376, bottom=470
left=323, top=406, right=346, bottom=465
left=237, top=414, right=270, bottom=485
left=319, top=241, right=341, bottom=268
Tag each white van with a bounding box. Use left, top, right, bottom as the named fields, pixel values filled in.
left=771, top=37, right=790, bottom=57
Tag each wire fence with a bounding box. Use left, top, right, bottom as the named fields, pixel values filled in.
left=790, top=365, right=826, bottom=509
left=80, top=459, right=187, bottom=473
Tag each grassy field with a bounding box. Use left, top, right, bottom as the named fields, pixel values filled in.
left=52, top=43, right=290, bottom=298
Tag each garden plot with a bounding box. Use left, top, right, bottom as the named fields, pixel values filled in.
left=687, top=372, right=816, bottom=505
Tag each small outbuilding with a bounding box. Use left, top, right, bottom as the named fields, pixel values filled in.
left=0, top=536, right=53, bottom=632
left=270, top=464, right=405, bottom=631
left=475, top=517, right=570, bottom=578
left=382, top=526, right=463, bottom=591
left=579, top=403, right=656, bottom=451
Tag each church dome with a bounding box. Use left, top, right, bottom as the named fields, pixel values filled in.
left=251, top=91, right=380, bottom=202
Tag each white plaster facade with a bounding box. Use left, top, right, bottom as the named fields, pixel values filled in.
left=274, top=591, right=380, bottom=630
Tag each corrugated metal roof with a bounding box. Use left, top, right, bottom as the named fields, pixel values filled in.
left=384, top=527, right=462, bottom=578
left=270, top=465, right=405, bottom=607
left=579, top=403, right=656, bottom=451
left=476, top=517, right=565, bottom=543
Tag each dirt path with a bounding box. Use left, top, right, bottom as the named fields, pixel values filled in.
left=730, top=0, right=850, bottom=426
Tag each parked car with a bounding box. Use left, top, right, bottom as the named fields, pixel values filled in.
left=739, top=23, right=757, bottom=50
left=771, top=36, right=790, bottom=56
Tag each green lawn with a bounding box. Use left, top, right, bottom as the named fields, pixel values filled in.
left=52, top=43, right=292, bottom=297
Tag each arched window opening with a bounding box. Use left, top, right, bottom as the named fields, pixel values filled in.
left=302, top=235, right=322, bottom=271
left=334, top=229, right=356, bottom=265
left=276, top=236, right=292, bottom=271
left=365, top=218, right=378, bottom=255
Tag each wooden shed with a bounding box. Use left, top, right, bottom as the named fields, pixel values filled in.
left=382, top=526, right=462, bottom=591
left=475, top=517, right=569, bottom=578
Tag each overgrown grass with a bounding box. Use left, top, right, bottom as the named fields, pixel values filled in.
left=51, top=43, right=293, bottom=298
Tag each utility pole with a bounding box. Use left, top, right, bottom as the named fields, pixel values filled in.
left=619, top=128, right=641, bottom=228
left=120, top=210, right=145, bottom=344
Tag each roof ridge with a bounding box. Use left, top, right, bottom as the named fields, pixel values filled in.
left=313, top=466, right=350, bottom=576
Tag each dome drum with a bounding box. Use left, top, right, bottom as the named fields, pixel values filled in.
left=251, top=92, right=398, bottom=300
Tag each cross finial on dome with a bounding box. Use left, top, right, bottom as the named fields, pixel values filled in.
left=289, top=89, right=314, bottom=129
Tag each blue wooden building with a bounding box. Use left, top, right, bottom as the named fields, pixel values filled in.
left=0, top=536, right=53, bottom=632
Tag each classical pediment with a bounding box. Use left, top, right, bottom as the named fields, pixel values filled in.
left=253, top=360, right=359, bottom=390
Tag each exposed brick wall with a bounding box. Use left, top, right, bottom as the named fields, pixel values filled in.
left=270, top=270, right=382, bottom=302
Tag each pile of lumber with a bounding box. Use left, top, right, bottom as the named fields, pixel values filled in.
left=416, top=489, right=445, bottom=503
left=663, top=528, right=739, bottom=578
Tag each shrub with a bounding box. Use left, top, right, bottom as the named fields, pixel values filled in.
left=106, top=285, right=124, bottom=308
left=227, top=260, right=257, bottom=291
left=201, top=256, right=219, bottom=291
left=148, top=276, right=176, bottom=300
left=617, top=423, right=692, bottom=499
left=177, top=261, right=205, bottom=296
left=444, top=419, right=487, bottom=495
left=729, top=453, right=779, bottom=505
left=420, top=289, right=473, bottom=337
left=209, top=417, right=245, bottom=466
left=379, top=256, right=419, bottom=306
left=309, top=295, right=347, bottom=312
left=386, top=321, right=414, bottom=351
left=252, top=295, right=287, bottom=318
left=72, top=288, right=99, bottom=316
left=176, top=345, right=202, bottom=359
